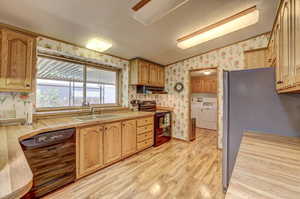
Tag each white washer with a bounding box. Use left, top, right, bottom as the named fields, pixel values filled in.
left=197, top=97, right=217, bottom=130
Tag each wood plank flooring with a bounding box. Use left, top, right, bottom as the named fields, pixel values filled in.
left=43, top=129, right=224, bottom=199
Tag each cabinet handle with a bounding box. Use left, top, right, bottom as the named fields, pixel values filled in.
left=26, top=84, right=30, bottom=87
left=105, top=127, right=108, bottom=130
left=277, top=81, right=283, bottom=84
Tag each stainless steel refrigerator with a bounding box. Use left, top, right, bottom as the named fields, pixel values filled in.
left=222, top=67, right=300, bottom=190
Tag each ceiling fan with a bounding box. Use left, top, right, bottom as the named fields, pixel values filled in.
left=131, top=0, right=189, bottom=25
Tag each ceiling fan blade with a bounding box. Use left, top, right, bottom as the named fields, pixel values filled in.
left=132, top=0, right=151, bottom=11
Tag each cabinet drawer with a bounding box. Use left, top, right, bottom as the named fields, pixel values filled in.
left=137, top=117, right=153, bottom=127
left=137, top=138, right=153, bottom=151
left=137, top=131, right=153, bottom=142
left=137, top=125, right=153, bottom=134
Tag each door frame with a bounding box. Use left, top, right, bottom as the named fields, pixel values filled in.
left=188, top=67, right=219, bottom=147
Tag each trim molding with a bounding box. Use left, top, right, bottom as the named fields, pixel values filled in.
left=244, top=47, right=268, bottom=53
left=166, top=31, right=271, bottom=66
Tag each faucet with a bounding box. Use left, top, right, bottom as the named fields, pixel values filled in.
left=91, top=107, right=96, bottom=114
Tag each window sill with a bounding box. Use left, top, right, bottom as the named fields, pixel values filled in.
left=33, top=106, right=129, bottom=121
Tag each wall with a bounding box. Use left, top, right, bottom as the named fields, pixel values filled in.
left=0, top=32, right=269, bottom=145
left=129, top=33, right=270, bottom=147
left=0, top=37, right=130, bottom=123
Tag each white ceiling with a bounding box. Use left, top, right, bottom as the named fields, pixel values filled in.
left=0, top=0, right=279, bottom=65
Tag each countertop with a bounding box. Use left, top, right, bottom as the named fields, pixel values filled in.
left=225, top=132, right=300, bottom=199
left=0, top=111, right=154, bottom=199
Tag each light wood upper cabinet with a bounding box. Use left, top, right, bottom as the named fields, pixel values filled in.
left=191, top=75, right=217, bottom=94
left=275, top=22, right=283, bottom=90
left=103, top=122, right=122, bottom=164
left=281, top=0, right=292, bottom=89
left=244, top=48, right=268, bottom=69
left=130, top=58, right=165, bottom=87
left=149, top=64, right=159, bottom=86
left=139, top=60, right=150, bottom=85
left=0, top=29, right=36, bottom=92
left=294, top=0, right=300, bottom=84
left=270, top=0, right=300, bottom=93
left=157, top=67, right=165, bottom=87
left=121, top=120, right=137, bottom=157
left=78, top=125, right=104, bottom=177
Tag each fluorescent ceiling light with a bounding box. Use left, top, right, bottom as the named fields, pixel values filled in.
left=177, top=6, right=259, bottom=49
left=86, top=39, right=112, bottom=52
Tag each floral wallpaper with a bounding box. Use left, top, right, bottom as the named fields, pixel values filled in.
left=129, top=33, right=270, bottom=148
left=0, top=93, right=33, bottom=123
left=0, top=37, right=130, bottom=123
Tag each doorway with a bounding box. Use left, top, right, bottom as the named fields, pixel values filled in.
left=188, top=67, right=219, bottom=147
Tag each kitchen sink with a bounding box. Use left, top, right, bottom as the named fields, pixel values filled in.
left=93, top=114, right=117, bottom=118
left=75, top=114, right=117, bottom=121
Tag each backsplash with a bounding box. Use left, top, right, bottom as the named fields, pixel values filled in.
left=0, top=92, right=33, bottom=123
left=129, top=33, right=270, bottom=147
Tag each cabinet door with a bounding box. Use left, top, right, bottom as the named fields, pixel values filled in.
left=294, top=0, right=300, bottom=84
left=280, top=0, right=293, bottom=88
left=122, top=120, right=137, bottom=157
left=138, top=61, right=149, bottom=85
left=276, top=21, right=284, bottom=90
left=149, top=64, right=158, bottom=86
left=103, top=122, right=122, bottom=164
left=157, top=67, right=165, bottom=87
left=79, top=125, right=104, bottom=177
left=0, top=29, right=36, bottom=91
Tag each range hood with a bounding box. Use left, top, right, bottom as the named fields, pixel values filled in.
left=131, top=0, right=189, bottom=25
left=136, top=85, right=167, bottom=94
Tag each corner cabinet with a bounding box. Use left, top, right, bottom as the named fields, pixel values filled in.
left=77, top=116, right=154, bottom=178
left=270, top=0, right=300, bottom=93
left=130, top=58, right=165, bottom=87
left=0, top=29, right=36, bottom=92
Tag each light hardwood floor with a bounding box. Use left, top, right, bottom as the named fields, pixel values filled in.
left=44, top=129, right=224, bottom=199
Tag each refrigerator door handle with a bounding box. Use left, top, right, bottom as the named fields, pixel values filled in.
left=222, top=70, right=229, bottom=191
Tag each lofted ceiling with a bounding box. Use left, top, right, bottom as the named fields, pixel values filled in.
left=0, top=0, right=279, bottom=65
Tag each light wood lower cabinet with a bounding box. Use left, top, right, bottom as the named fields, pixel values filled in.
left=78, top=125, right=104, bottom=178
left=77, top=117, right=154, bottom=178
left=103, top=122, right=122, bottom=164
left=121, top=120, right=137, bottom=157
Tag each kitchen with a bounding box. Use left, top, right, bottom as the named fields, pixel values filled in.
left=1, top=0, right=300, bottom=199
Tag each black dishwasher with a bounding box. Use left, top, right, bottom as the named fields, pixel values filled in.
left=20, top=128, right=76, bottom=198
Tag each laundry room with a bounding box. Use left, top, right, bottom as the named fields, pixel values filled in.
left=189, top=68, right=218, bottom=143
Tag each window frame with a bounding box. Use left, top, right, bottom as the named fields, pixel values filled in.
left=35, top=54, right=120, bottom=112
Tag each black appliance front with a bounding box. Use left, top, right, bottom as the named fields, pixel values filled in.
left=21, top=128, right=76, bottom=198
